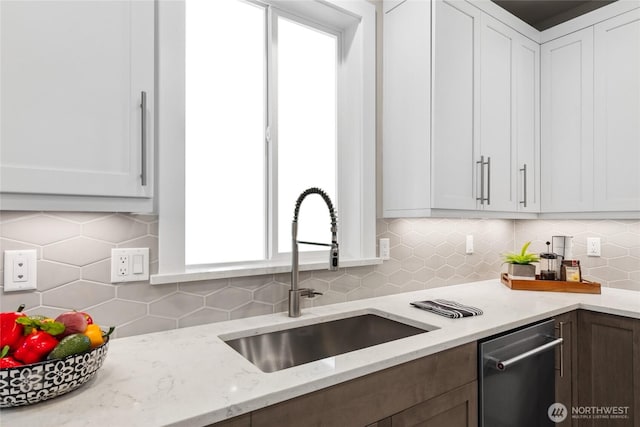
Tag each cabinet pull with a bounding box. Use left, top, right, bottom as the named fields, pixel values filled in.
left=140, top=91, right=147, bottom=187
left=520, top=164, right=527, bottom=208
left=476, top=156, right=490, bottom=205
left=558, top=321, right=565, bottom=378
left=486, top=156, right=491, bottom=205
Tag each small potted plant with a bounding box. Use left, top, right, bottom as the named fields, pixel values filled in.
left=503, top=241, right=539, bottom=280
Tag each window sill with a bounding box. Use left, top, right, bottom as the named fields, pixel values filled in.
left=150, top=257, right=383, bottom=285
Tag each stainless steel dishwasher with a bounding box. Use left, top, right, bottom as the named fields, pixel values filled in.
left=479, top=319, right=563, bottom=427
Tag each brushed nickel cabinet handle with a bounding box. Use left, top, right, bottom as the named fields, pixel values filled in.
left=476, top=156, right=490, bottom=205
left=520, top=164, right=527, bottom=208
left=140, top=91, right=147, bottom=186
left=476, top=156, right=485, bottom=205
left=486, top=156, right=491, bottom=205
left=559, top=321, right=565, bottom=378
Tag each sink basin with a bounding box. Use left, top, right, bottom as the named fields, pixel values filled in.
left=223, top=313, right=435, bottom=372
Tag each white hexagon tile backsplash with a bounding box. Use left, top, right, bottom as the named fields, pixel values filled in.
left=0, top=211, right=638, bottom=338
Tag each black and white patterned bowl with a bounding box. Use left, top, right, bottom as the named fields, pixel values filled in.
left=0, top=339, right=109, bottom=408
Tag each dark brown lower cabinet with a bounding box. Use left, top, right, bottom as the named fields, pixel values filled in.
left=389, top=381, right=477, bottom=427
left=555, top=311, right=579, bottom=427
left=211, top=414, right=251, bottom=427
left=212, top=342, right=477, bottom=427
left=577, top=310, right=640, bottom=427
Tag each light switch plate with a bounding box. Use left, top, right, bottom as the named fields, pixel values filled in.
left=466, top=235, right=474, bottom=254
left=4, top=250, right=38, bottom=292
left=111, top=248, right=149, bottom=283
left=379, top=238, right=390, bottom=260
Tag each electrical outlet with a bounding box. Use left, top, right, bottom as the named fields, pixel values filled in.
left=111, top=248, right=149, bottom=283
left=3, top=250, right=38, bottom=292
left=379, top=238, right=390, bottom=260
left=118, top=255, right=129, bottom=276
left=587, top=237, right=601, bottom=257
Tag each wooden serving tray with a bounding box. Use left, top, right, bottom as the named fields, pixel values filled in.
left=500, top=273, right=601, bottom=294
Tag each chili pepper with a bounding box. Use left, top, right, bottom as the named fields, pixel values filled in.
left=0, top=304, right=26, bottom=352
left=0, top=345, right=23, bottom=369
left=84, top=325, right=115, bottom=348
left=13, top=331, right=59, bottom=364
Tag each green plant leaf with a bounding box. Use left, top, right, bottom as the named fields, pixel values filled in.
left=15, top=316, right=65, bottom=336
left=503, top=241, right=540, bottom=264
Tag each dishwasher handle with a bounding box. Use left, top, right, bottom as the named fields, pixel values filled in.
left=495, top=337, right=563, bottom=371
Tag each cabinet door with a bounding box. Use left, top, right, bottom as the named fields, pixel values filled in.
left=432, top=0, right=481, bottom=210
left=208, top=414, right=251, bottom=427
left=555, top=311, right=578, bottom=427
left=594, top=8, right=640, bottom=211
left=513, top=34, right=540, bottom=213
left=577, top=311, right=640, bottom=427
left=541, top=28, right=594, bottom=212
left=478, top=14, right=540, bottom=214
left=251, top=343, right=477, bottom=427
left=0, top=0, right=154, bottom=199
left=383, top=0, right=431, bottom=217
left=479, top=15, right=516, bottom=212
left=383, top=0, right=406, bottom=14
left=391, top=381, right=478, bottom=427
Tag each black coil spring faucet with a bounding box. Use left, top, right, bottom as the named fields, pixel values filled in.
left=289, top=187, right=339, bottom=317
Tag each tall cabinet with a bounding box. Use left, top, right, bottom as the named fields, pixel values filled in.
left=0, top=0, right=154, bottom=211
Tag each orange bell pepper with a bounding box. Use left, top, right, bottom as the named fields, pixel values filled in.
left=84, top=324, right=115, bottom=348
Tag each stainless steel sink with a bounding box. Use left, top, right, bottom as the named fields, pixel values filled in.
left=223, top=313, right=435, bottom=373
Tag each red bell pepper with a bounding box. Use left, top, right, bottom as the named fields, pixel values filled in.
left=13, top=331, right=59, bottom=364
left=0, top=345, right=23, bottom=369
left=0, top=304, right=26, bottom=352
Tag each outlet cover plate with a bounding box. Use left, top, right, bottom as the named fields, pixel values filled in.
left=3, top=250, right=38, bottom=292
left=379, top=238, right=390, bottom=260
left=587, top=237, right=601, bottom=257
left=111, top=248, right=149, bottom=283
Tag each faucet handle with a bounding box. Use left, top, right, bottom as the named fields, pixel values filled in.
left=300, top=288, right=323, bottom=298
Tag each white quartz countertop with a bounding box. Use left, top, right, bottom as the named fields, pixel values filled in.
left=2, top=279, right=639, bottom=426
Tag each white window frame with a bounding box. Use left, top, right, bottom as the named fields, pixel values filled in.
left=153, top=0, right=377, bottom=284
left=268, top=5, right=342, bottom=265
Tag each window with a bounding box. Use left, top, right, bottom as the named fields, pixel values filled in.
left=155, top=0, right=376, bottom=283
left=185, top=0, right=267, bottom=265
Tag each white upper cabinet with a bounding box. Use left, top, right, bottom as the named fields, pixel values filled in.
left=431, top=0, right=481, bottom=211
left=513, top=30, right=541, bottom=213
left=0, top=0, right=154, bottom=211
left=383, top=0, right=407, bottom=14
left=383, top=0, right=431, bottom=217
left=478, top=14, right=540, bottom=213
left=541, top=27, right=595, bottom=213
left=384, top=0, right=539, bottom=217
left=593, top=8, right=640, bottom=211
left=479, top=14, right=514, bottom=212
